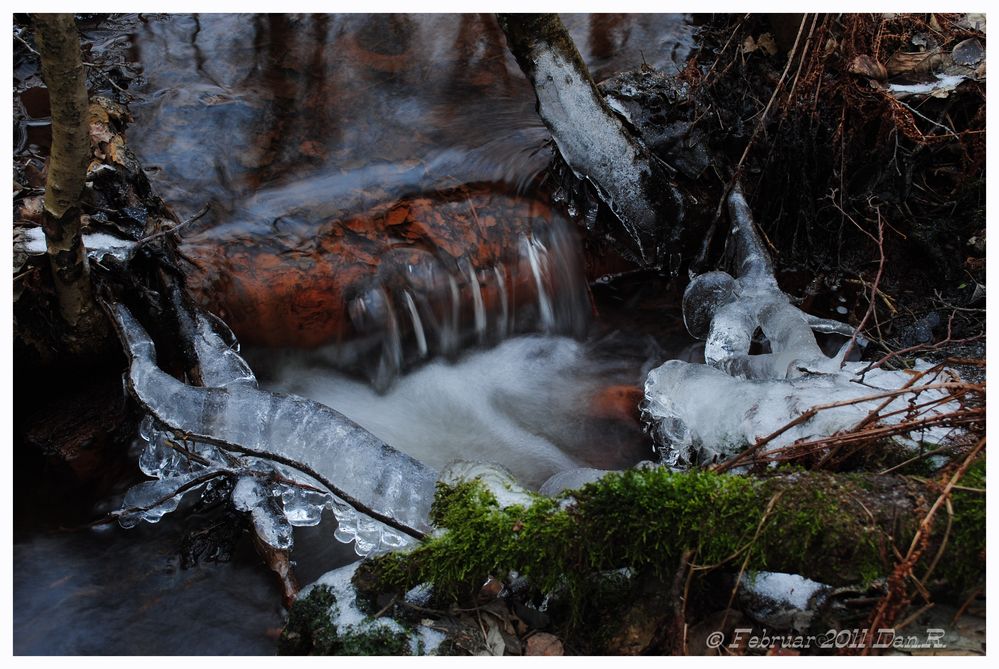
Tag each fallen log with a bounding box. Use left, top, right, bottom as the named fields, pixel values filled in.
left=359, top=464, right=985, bottom=602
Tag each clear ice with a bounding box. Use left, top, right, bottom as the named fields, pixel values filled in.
left=113, top=303, right=438, bottom=556
left=643, top=187, right=962, bottom=467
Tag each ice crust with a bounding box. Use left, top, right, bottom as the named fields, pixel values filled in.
left=304, top=562, right=446, bottom=655
left=529, top=48, right=681, bottom=264
left=739, top=571, right=830, bottom=630
left=113, top=304, right=437, bottom=556
left=23, top=225, right=136, bottom=262
left=644, top=187, right=960, bottom=466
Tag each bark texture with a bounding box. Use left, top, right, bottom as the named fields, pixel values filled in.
left=34, top=13, right=101, bottom=335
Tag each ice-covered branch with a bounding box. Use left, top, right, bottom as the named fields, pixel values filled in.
left=497, top=13, right=684, bottom=266
left=643, top=187, right=966, bottom=467
left=110, top=304, right=439, bottom=545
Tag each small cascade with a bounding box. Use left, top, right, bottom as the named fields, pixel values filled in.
left=334, top=213, right=592, bottom=391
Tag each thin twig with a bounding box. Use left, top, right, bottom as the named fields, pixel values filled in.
left=862, top=437, right=985, bottom=653
left=712, top=380, right=979, bottom=473
left=841, top=207, right=885, bottom=366
left=14, top=31, right=40, bottom=57
left=861, top=311, right=982, bottom=374
left=137, top=204, right=210, bottom=246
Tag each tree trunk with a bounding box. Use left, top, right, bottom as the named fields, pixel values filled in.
left=496, top=13, right=685, bottom=267
left=34, top=13, right=103, bottom=339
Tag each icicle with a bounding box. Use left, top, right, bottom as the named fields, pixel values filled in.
left=643, top=187, right=964, bottom=466
left=111, top=304, right=439, bottom=541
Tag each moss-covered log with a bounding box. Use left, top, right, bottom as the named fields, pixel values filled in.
left=360, top=464, right=984, bottom=604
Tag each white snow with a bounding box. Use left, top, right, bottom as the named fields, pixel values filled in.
left=741, top=571, right=828, bottom=610
left=22, top=226, right=136, bottom=261
left=889, top=73, right=967, bottom=98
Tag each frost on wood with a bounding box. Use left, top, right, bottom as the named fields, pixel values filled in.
left=643, top=187, right=963, bottom=467
left=497, top=14, right=683, bottom=266
left=111, top=304, right=439, bottom=555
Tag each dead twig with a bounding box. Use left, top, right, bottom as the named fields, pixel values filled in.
left=861, top=436, right=985, bottom=654
left=712, top=379, right=980, bottom=473
left=137, top=204, right=210, bottom=246
left=841, top=205, right=885, bottom=366
left=860, top=312, right=983, bottom=374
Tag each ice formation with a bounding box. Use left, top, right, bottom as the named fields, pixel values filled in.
left=500, top=18, right=684, bottom=265
left=112, top=304, right=439, bottom=555
left=303, top=562, right=447, bottom=655
left=438, top=461, right=534, bottom=508
left=739, top=572, right=830, bottom=630
left=643, top=187, right=962, bottom=467
left=22, top=225, right=136, bottom=262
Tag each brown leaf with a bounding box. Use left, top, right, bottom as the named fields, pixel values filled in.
left=848, top=55, right=887, bottom=81
left=743, top=33, right=778, bottom=56
left=886, top=49, right=949, bottom=76
left=18, top=195, right=44, bottom=223
left=525, top=633, right=563, bottom=656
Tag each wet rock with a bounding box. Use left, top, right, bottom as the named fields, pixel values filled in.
left=897, top=311, right=941, bottom=347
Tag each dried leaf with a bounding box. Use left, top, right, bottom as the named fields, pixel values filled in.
left=525, top=633, right=564, bottom=656
left=952, top=38, right=985, bottom=67
left=848, top=55, right=887, bottom=82
left=743, top=33, right=778, bottom=56
left=886, top=49, right=949, bottom=76
left=477, top=616, right=506, bottom=656
left=18, top=196, right=44, bottom=223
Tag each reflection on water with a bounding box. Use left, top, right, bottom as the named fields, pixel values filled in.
left=14, top=521, right=284, bottom=655
left=128, top=12, right=696, bottom=378
left=129, top=13, right=694, bottom=226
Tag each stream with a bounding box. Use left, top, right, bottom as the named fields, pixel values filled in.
left=14, top=13, right=700, bottom=655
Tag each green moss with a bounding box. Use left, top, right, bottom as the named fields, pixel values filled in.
left=946, top=456, right=986, bottom=591
left=278, top=585, right=414, bottom=656
left=364, top=467, right=984, bottom=612
left=337, top=624, right=412, bottom=656
left=278, top=585, right=340, bottom=655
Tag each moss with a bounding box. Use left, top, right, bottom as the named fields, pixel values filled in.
left=364, top=467, right=984, bottom=613
left=278, top=585, right=340, bottom=655
left=945, top=456, right=986, bottom=592
left=278, top=585, right=414, bottom=656
left=337, top=624, right=412, bottom=656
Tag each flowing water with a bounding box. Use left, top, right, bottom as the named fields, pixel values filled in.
left=15, top=13, right=699, bottom=654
